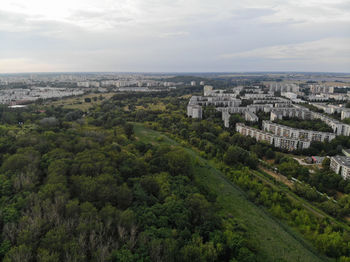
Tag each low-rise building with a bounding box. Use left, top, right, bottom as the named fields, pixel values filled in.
left=311, top=156, right=325, bottom=164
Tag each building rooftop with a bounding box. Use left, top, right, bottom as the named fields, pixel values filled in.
left=333, top=155, right=350, bottom=167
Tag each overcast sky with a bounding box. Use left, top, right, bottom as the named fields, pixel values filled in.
left=0, top=0, right=349, bottom=73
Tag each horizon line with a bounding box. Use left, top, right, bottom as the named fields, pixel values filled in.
left=1, top=71, right=350, bottom=75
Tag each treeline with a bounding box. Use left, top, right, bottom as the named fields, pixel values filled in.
left=272, top=155, right=350, bottom=219
left=226, top=168, right=350, bottom=259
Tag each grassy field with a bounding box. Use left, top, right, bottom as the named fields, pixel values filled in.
left=136, top=102, right=167, bottom=111
left=133, top=123, right=330, bottom=262
left=48, top=92, right=116, bottom=111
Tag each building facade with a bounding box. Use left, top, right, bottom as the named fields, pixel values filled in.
left=236, top=123, right=311, bottom=151
left=330, top=156, right=350, bottom=180
left=262, top=121, right=336, bottom=142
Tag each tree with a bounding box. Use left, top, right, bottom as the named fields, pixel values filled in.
left=166, top=148, right=193, bottom=178
left=124, top=124, right=134, bottom=139
left=322, top=157, right=331, bottom=170
left=39, top=117, right=59, bottom=128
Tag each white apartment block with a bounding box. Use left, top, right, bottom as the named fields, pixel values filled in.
left=281, top=92, right=297, bottom=100
left=252, top=97, right=291, bottom=105
left=312, top=104, right=350, bottom=120
left=262, top=121, right=336, bottom=142
left=341, top=109, right=350, bottom=120
left=245, top=111, right=259, bottom=122
left=310, top=111, right=350, bottom=136
left=247, top=104, right=274, bottom=112
left=222, top=111, right=230, bottom=128
left=77, top=81, right=90, bottom=88
left=309, top=85, right=334, bottom=94
left=307, top=95, right=329, bottom=102
left=268, top=83, right=300, bottom=93
left=187, top=105, right=203, bottom=119
left=217, top=107, right=255, bottom=114
left=190, top=95, right=241, bottom=107
left=243, top=93, right=273, bottom=99
left=270, top=108, right=311, bottom=121
left=236, top=123, right=310, bottom=151
left=204, top=85, right=213, bottom=96
left=330, top=156, right=350, bottom=180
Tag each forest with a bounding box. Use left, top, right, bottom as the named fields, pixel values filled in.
left=0, top=97, right=256, bottom=261
left=99, top=90, right=350, bottom=261
left=1, top=87, right=350, bottom=261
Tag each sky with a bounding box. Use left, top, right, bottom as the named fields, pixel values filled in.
left=0, top=0, right=350, bottom=73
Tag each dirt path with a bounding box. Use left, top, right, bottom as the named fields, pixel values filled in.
left=259, top=166, right=294, bottom=188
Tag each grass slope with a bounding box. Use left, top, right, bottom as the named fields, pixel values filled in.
left=134, top=123, right=330, bottom=262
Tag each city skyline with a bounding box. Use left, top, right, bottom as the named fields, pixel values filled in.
left=1, top=0, right=350, bottom=73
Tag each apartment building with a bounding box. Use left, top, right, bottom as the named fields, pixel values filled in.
left=310, top=111, right=350, bottom=136
left=243, top=93, right=273, bottom=99
left=245, top=111, right=259, bottom=122
left=216, top=107, right=253, bottom=114
left=189, top=95, right=241, bottom=107
left=270, top=108, right=311, bottom=121
left=281, top=92, right=297, bottom=100
left=341, top=109, right=350, bottom=120
left=330, top=156, right=350, bottom=180
left=309, top=85, right=334, bottom=94
left=236, top=123, right=310, bottom=151
left=247, top=104, right=273, bottom=112
left=262, top=121, right=336, bottom=142
left=187, top=104, right=203, bottom=119
left=268, top=83, right=300, bottom=93
left=203, top=85, right=213, bottom=96
left=222, top=111, right=230, bottom=128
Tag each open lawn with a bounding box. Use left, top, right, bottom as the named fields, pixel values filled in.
left=133, top=123, right=330, bottom=262
left=48, top=92, right=116, bottom=111
left=136, top=102, right=167, bottom=111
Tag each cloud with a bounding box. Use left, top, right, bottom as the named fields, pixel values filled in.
left=159, top=31, right=190, bottom=38
left=0, top=0, right=349, bottom=73
left=0, top=58, right=58, bottom=73
left=218, top=38, right=350, bottom=72
left=219, top=38, right=350, bottom=61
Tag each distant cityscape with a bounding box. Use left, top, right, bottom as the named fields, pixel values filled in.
left=2, top=72, right=350, bottom=181
left=0, top=73, right=185, bottom=105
